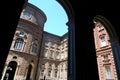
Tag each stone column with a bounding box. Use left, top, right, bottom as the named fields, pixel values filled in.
left=67, top=20, right=76, bottom=80
left=110, top=38, right=120, bottom=80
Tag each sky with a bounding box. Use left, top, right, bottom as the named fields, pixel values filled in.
left=28, top=0, right=68, bottom=36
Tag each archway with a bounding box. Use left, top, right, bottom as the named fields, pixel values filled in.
left=2, top=0, right=120, bottom=80
left=3, top=61, right=17, bottom=80
left=93, top=15, right=120, bottom=79
left=26, top=64, right=33, bottom=80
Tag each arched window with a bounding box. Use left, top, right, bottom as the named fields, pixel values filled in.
left=26, top=64, right=32, bottom=80
left=55, top=70, right=58, bottom=77
left=48, top=71, right=51, bottom=77
left=3, top=61, right=17, bottom=80
left=31, top=43, right=38, bottom=53
left=23, top=11, right=31, bottom=20
left=103, top=55, right=109, bottom=61
left=19, top=31, right=25, bottom=37
left=100, top=36, right=106, bottom=47
left=105, top=65, right=112, bottom=79
left=41, top=70, right=44, bottom=76
left=44, top=50, right=48, bottom=57
left=49, top=51, right=53, bottom=59
left=56, top=52, right=60, bottom=60
left=31, top=39, right=39, bottom=54
left=14, top=38, right=24, bottom=50
left=98, top=25, right=104, bottom=31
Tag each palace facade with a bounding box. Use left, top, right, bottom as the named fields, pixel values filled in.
left=93, top=21, right=118, bottom=80
left=1, top=3, right=67, bottom=80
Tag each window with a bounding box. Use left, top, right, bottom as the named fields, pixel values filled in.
left=56, top=53, right=59, bottom=60
left=14, top=38, right=24, bottom=50
left=105, top=66, right=112, bottom=79
left=50, top=50, right=54, bottom=59
left=48, top=64, right=52, bottom=70
left=98, top=25, right=104, bottom=31
left=45, top=41, right=49, bottom=46
left=61, top=53, right=64, bottom=60
left=44, top=51, right=48, bottom=57
left=103, top=55, right=109, bottom=61
left=55, top=71, right=58, bottom=77
left=31, top=39, right=39, bottom=54
left=13, top=56, right=17, bottom=59
left=48, top=71, right=51, bottom=77
left=23, top=11, right=31, bottom=19
left=31, top=43, right=38, bottom=53
left=41, top=70, right=44, bottom=76
left=34, top=39, right=39, bottom=42
left=100, top=36, right=106, bottom=47
left=44, top=37, right=49, bottom=41
left=19, top=31, right=25, bottom=37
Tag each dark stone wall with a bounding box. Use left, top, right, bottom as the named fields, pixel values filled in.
left=0, top=0, right=26, bottom=79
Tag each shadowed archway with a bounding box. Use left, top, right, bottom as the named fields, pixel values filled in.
left=26, top=64, right=32, bottom=80
left=1, top=0, right=120, bottom=80
left=3, top=61, right=17, bottom=80
left=94, top=15, right=120, bottom=79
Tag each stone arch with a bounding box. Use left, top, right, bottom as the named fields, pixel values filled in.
left=94, top=15, right=118, bottom=39
left=56, top=0, right=74, bottom=21
left=26, top=64, right=32, bottom=80
left=93, top=15, right=120, bottom=79
left=26, top=62, right=35, bottom=80
left=55, top=1, right=76, bottom=80
left=3, top=61, right=17, bottom=80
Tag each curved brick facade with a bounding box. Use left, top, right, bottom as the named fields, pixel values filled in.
left=1, top=3, right=68, bottom=80
left=1, top=3, right=46, bottom=80
left=93, top=21, right=118, bottom=80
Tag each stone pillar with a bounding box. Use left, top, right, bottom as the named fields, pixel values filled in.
left=67, top=20, right=76, bottom=80
left=110, top=38, right=120, bottom=80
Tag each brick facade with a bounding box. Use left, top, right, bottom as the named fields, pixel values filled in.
left=93, top=21, right=118, bottom=80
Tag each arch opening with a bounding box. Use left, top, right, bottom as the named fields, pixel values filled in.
left=3, top=61, right=17, bottom=80
left=26, top=64, right=32, bottom=80
left=93, top=15, right=120, bottom=79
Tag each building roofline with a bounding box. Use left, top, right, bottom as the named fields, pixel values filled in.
left=27, top=2, right=47, bottom=22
